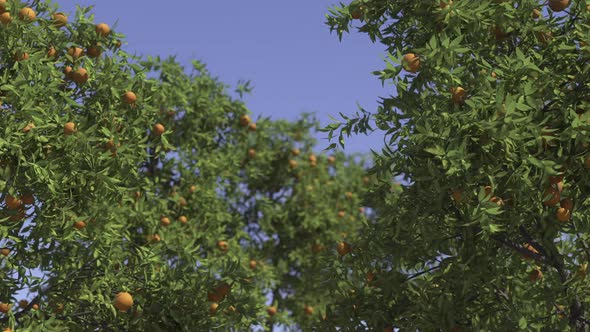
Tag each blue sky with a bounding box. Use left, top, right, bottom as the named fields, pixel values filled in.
left=52, top=0, right=391, bottom=154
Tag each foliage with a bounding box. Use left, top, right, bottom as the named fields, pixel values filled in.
left=324, top=0, right=590, bottom=331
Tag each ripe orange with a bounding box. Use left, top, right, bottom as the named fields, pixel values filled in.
left=532, top=8, right=541, bottom=19
left=122, top=91, right=137, bottom=104
left=542, top=187, right=560, bottom=206
left=336, top=241, right=352, bottom=256
left=402, top=53, right=420, bottom=73
left=288, top=160, right=297, bottom=169
left=21, top=193, right=34, bottom=205
left=86, top=44, right=102, bottom=58
left=0, top=12, right=10, bottom=24
left=64, top=66, right=74, bottom=80
left=18, top=300, right=28, bottom=309
left=556, top=208, right=571, bottom=222
left=490, top=196, right=504, bottom=206
left=337, top=210, right=345, bottom=218
left=304, top=305, right=313, bottom=315
left=63, top=122, right=76, bottom=135
left=73, top=221, right=86, bottom=230
left=267, top=306, right=277, bottom=316
left=450, top=86, right=466, bottom=104
left=217, top=241, right=229, bottom=252
left=248, top=148, right=256, bottom=158
left=248, top=123, right=257, bottom=131
left=529, top=268, right=543, bottom=282
left=152, top=123, right=165, bottom=136
left=160, top=216, right=171, bottom=227
left=32, top=304, right=39, bottom=310
left=52, top=12, right=67, bottom=28
left=308, top=154, right=317, bottom=162
left=249, top=260, right=257, bottom=269
left=560, top=198, right=573, bottom=210
left=5, top=195, right=22, bottom=210
left=328, top=156, right=336, bottom=164
left=47, top=47, right=57, bottom=58
left=189, top=185, right=197, bottom=193
left=239, top=115, right=251, bottom=127
left=291, top=148, right=300, bottom=156
left=67, top=46, right=84, bottom=59
left=113, top=292, right=133, bottom=312
left=209, top=302, right=219, bottom=315
left=72, top=68, right=88, bottom=84
left=96, top=23, right=111, bottom=37
left=14, top=52, right=29, bottom=62
left=150, top=234, right=161, bottom=242
left=178, top=197, right=187, bottom=206
left=0, top=249, right=9, bottom=257
left=178, top=215, right=187, bottom=225
left=548, top=0, right=569, bottom=12
left=0, top=303, right=10, bottom=313
left=18, top=7, right=35, bottom=21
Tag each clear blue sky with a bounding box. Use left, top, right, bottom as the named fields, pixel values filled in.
left=53, top=0, right=391, bottom=154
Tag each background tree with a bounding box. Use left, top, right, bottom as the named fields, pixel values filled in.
left=324, top=0, right=590, bottom=331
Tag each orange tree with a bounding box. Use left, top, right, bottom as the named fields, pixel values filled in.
left=323, top=0, right=590, bottom=331
left=225, top=112, right=372, bottom=330
left=0, top=0, right=372, bottom=331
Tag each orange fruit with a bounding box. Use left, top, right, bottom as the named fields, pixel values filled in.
left=5, top=195, right=22, bottom=210
left=86, top=44, right=102, bottom=58
left=189, top=185, right=197, bottom=193
left=217, top=241, right=229, bottom=252
left=73, top=221, right=86, bottom=230
left=345, top=191, right=353, bottom=199
left=328, top=156, right=336, bottom=164
left=14, top=52, right=29, bottom=62
left=0, top=249, right=9, bottom=257
left=18, top=300, right=28, bottom=309
left=548, top=173, right=564, bottom=184
left=560, top=198, right=573, bottom=210
left=310, top=160, right=317, bottom=167
left=18, top=7, right=35, bottom=21
left=521, top=243, right=539, bottom=260
left=64, top=66, right=74, bottom=80
left=450, top=86, right=466, bottom=104
left=160, top=216, right=170, bottom=227
left=532, top=8, right=541, bottom=18
left=529, top=269, right=543, bottom=282
left=337, top=210, right=345, bottom=218
left=72, top=68, right=88, bottom=84
left=542, top=187, right=560, bottom=206
left=21, top=193, right=34, bottom=205
left=209, top=302, right=219, bottom=315
left=402, top=53, right=420, bottom=73
left=113, top=292, right=133, bottom=312
left=248, top=123, right=257, bottom=131
left=304, top=305, right=313, bottom=315
left=556, top=208, right=571, bottom=222
left=248, top=148, right=256, bottom=158
left=96, top=23, right=111, bottom=37
left=239, top=115, right=251, bottom=127
left=52, top=12, right=67, bottom=27
left=249, top=260, right=257, bottom=269
left=63, top=122, right=76, bottom=135
left=207, top=291, right=222, bottom=302
left=178, top=197, right=187, bottom=206
left=440, top=0, right=453, bottom=9
left=32, top=304, right=39, bottom=310
left=291, top=148, right=300, bottom=156
left=308, top=154, right=317, bottom=162
left=67, top=46, right=84, bottom=59
left=267, top=306, right=277, bottom=316
left=0, top=0, right=6, bottom=12
left=0, top=303, right=10, bottom=313
left=122, top=91, right=137, bottom=104
left=289, top=160, right=297, bottom=169
left=178, top=215, right=187, bottom=225
left=358, top=207, right=365, bottom=213
left=548, top=0, right=569, bottom=12
left=152, top=123, right=165, bottom=136
left=0, top=12, right=10, bottom=24
left=336, top=241, right=352, bottom=256
left=216, top=282, right=231, bottom=297
left=22, top=122, right=35, bottom=133
left=47, top=47, right=57, bottom=58
left=150, top=234, right=161, bottom=242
